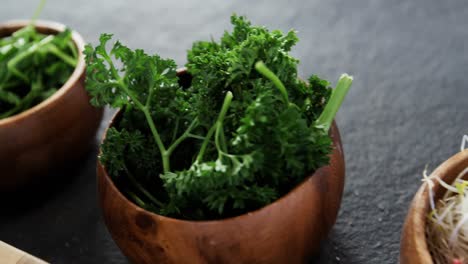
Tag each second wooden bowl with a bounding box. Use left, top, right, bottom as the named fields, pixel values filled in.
left=0, top=20, right=103, bottom=190
left=400, top=149, right=468, bottom=263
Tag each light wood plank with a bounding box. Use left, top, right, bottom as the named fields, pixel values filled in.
left=0, top=241, right=48, bottom=264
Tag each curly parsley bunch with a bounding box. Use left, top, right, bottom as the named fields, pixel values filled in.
left=85, top=15, right=352, bottom=220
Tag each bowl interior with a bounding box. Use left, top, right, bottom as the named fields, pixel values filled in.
left=401, top=150, right=468, bottom=263
left=0, top=20, right=85, bottom=124
left=99, top=69, right=344, bottom=223
left=98, top=104, right=344, bottom=262
left=425, top=153, right=468, bottom=260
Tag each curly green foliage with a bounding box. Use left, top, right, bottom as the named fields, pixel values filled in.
left=86, top=15, right=352, bottom=220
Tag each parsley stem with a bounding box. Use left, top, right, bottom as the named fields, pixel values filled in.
left=197, top=91, right=233, bottom=162
left=7, top=35, right=55, bottom=82
left=31, top=0, right=46, bottom=25
left=0, top=78, right=41, bottom=119
left=219, top=125, right=227, bottom=152
left=142, top=108, right=170, bottom=172
left=108, top=54, right=171, bottom=172
left=67, top=41, right=78, bottom=59
left=105, top=58, right=159, bottom=153
left=48, top=44, right=77, bottom=67
left=171, top=118, right=180, bottom=143
left=218, top=92, right=233, bottom=124
left=145, top=86, right=154, bottom=108
left=187, top=134, right=206, bottom=140
left=116, top=79, right=170, bottom=172
left=197, top=125, right=216, bottom=162
left=0, top=80, right=22, bottom=90
left=125, top=189, right=147, bottom=208
left=166, top=118, right=198, bottom=156
left=255, top=61, right=289, bottom=104
left=124, top=166, right=164, bottom=208
left=109, top=63, right=170, bottom=173
left=0, top=90, right=21, bottom=105
left=315, top=73, right=353, bottom=132
left=215, top=123, right=225, bottom=158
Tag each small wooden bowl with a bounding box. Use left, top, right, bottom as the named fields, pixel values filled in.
left=0, top=20, right=103, bottom=191
left=97, top=91, right=345, bottom=264
left=400, top=150, right=468, bottom=263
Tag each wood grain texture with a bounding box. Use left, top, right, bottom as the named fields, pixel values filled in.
left=400, top=150, right=468, bottom=263
left=0, top=20, right=103, bottom=191
left=0, top=241, right=48, bottom=264
left=97, top=101, right=345, bottom=264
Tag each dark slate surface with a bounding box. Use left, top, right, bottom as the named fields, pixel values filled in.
left=1, top=0, right=467, bottom=263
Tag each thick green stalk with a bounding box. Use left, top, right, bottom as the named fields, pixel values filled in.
left=215, top=123, right=223, bottom=155
left=315, top=74, right=353, bottom=132
left=218, top=125, right=228, bottom=153
left=255, top=61, right=289, bottom=104
left=255, top=61, right=353, bottom=132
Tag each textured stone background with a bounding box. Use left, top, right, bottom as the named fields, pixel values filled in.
left=1, top=0, right=467, bottom=263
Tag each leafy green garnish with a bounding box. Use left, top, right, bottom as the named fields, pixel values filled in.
left=0, top=0, right=78, bottom=119
left=86, top=15, right=352, bottom=220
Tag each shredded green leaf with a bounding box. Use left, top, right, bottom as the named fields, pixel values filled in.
left=0, top=0, right=78, bottom=118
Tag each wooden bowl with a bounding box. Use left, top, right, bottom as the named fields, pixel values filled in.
left=400, top=150, right=468, bottom=263
left=97, top=94, right=345, bottom=264
left=0, top=20, right=103, bottom=191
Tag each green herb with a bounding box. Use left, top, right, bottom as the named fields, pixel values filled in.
left=85, top=15, right=352, bottom=220
left=0, top=0, right=78, bottom=119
